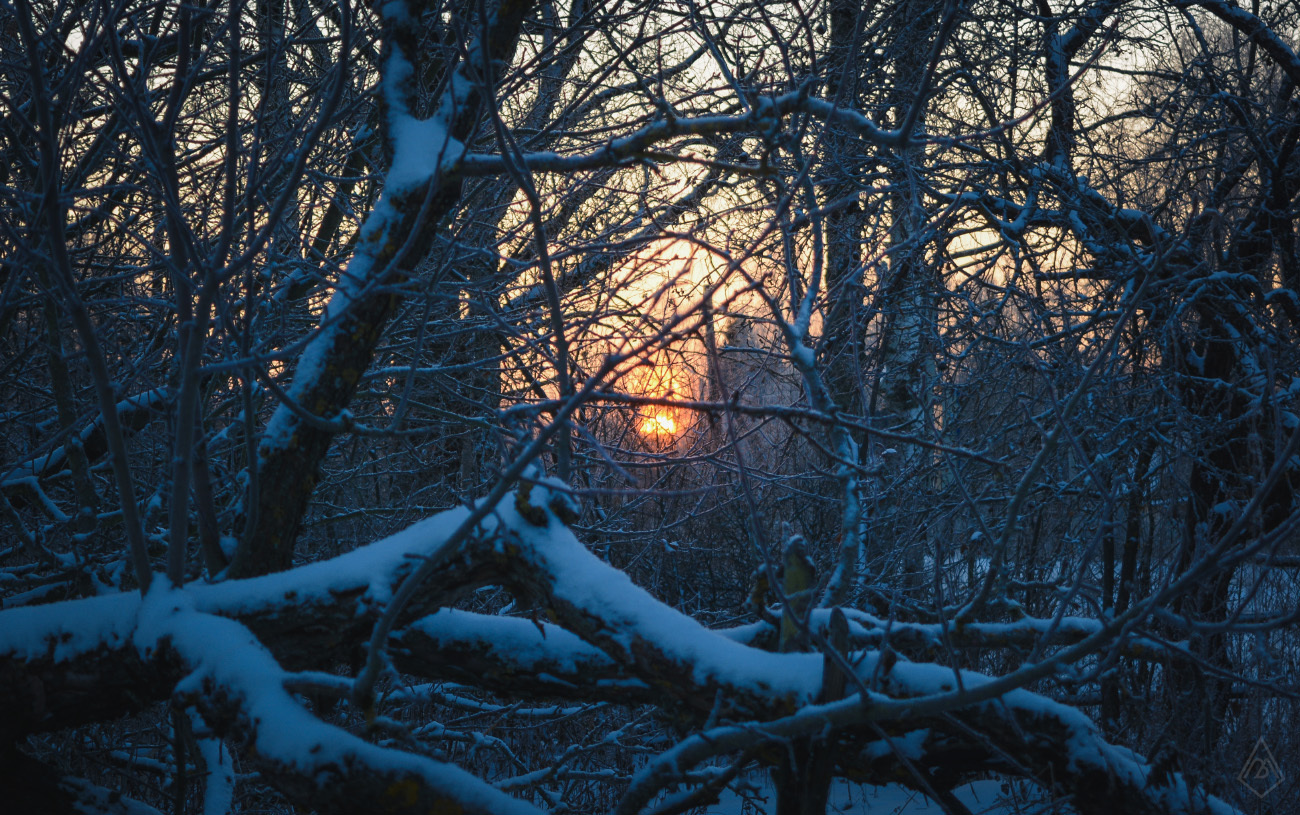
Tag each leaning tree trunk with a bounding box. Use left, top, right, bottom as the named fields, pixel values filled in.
left=230, top=0, right=535, bottom=578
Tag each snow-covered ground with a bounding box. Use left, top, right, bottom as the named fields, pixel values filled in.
left=700, top=779, right=1037, bottom=814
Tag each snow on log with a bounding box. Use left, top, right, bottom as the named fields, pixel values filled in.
left=0, top=490, right=1240, bottom=815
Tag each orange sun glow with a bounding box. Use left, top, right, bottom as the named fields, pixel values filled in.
left=643, top=411, right=678, bottom=435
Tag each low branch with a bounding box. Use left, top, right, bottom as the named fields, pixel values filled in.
left=0, top=494, right=1240, bottom=815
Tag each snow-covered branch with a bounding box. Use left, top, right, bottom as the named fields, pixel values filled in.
left=0, top=491, right=1242, bottom=814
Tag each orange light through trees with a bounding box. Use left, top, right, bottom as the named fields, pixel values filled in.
left=592, top=236, right=755, bottom=443
left=643, top=411, right=678, bottom=435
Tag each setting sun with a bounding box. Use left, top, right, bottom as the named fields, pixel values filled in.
left=643, top=412, right=678, bottom=435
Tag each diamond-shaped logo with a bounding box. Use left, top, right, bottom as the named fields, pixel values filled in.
left=1238, top=737, right=1284, bottom=798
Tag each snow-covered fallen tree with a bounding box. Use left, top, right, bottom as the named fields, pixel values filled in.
left=1, top=483, right=1239, bottom=814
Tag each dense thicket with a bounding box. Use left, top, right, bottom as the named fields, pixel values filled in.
left=1, top=0, right=1298, bottom=812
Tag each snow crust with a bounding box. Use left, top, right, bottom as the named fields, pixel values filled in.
left=133, top=584, right=544, bottom=815
left=0, top=589, right=138, bottom=662
left=0, top=509, right=472, bottom=663
left=409, top=609, right=615, bottom=675
left=388, top=114, right=463, bottom=193
left=495, top=480, right=823, bottom=702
